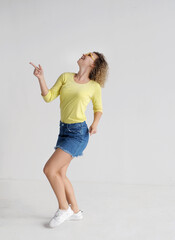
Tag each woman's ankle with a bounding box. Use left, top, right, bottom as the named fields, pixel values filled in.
left=59, top=203, right=69, bottom=210
left=69, top=204, right=80, bottom=213
left=73, top=209, right=80, bottom=214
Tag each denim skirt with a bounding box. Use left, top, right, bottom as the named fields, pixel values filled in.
left=54, top=120, right=90, bottom=158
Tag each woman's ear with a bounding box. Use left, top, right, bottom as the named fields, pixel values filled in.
left=91, top=63, right=95, bottom=68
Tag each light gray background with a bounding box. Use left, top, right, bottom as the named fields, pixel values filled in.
left=1, top=1, right=175, bottom=239
left=1, top=0, right=175, bottom=184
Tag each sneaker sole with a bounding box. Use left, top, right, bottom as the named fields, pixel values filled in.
left=67, top=216, right=83, bottom=221
left=67, top=212, right=83, bottom=221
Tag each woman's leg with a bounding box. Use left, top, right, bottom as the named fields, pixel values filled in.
left=58, top=163, right=80, bottom=213
left=43, top=148, right=73, bottom=210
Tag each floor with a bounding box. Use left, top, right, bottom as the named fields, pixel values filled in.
left=0, top=179, right=175, bottom=240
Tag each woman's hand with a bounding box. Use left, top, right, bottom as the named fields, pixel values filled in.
left=29, top=62, right=44, bottom=80
left=89, top=123, right=98, bottom=136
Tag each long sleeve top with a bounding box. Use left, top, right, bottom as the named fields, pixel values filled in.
left=41, top=72, right=103, bottom=123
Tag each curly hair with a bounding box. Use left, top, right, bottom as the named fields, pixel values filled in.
left=89, top=51, right=109, bottom=88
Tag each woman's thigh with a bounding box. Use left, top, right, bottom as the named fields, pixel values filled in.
left=43, top=148, right=74, bottom=174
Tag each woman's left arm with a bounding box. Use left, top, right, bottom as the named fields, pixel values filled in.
left=89, top=112, right=103, bottom=136
left=93, top=111, right=103, bottom=126
left=89, top=83, right=103, bottom=135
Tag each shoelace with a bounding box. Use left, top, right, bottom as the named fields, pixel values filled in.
left=54, top=210, right=60, bottom=217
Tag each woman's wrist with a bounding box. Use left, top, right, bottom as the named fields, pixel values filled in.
left=38, top=76, right=45, bottom=82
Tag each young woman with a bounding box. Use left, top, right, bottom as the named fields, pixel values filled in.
left=29, top=51, right=109, bottom=228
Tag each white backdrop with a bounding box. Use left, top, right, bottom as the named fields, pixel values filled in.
left=1, top=0, right=175, bottom=184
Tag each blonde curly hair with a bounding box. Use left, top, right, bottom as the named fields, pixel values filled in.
left=89, top=51, right=109, bottom=88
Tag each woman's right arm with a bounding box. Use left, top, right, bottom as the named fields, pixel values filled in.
left=38, top=76, right=49, bottom=97
left=29, top=62, right=64, bottom=103
left=40, top=73, right=64, bottom=102
left=29, top=62, right=48, bottom=96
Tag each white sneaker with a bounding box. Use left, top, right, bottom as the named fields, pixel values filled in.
left=48, top=205, right=74, bottom=228
left=67, top=204, right=83, bottom=221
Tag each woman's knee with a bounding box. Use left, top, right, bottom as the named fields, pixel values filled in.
left=43, top=167, right=66, bottom=183
left=43, top=163, right=65, bottom=178
left=43, top=164, right=48, bottom=175
left=43, top=164, right=56, bottom=177
left=43, top=149, right=72, bottom=177
left=43, top=165, right=49, bottom=176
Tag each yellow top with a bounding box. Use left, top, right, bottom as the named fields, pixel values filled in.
left=41, top=72, right=103, bottom=123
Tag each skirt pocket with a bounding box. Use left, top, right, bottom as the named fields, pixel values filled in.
left=67, top=124, right=82, bottom=134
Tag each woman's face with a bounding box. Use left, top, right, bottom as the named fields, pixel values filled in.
left=77, top=52, right=98, bottom=69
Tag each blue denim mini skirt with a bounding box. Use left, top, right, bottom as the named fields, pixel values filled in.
left=54, top=120, right=90, bottom=158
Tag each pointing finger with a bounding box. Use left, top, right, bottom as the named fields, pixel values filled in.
left=29, top=62, right=40, bottom=70
left=29, top=62, right=37, bottom=68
